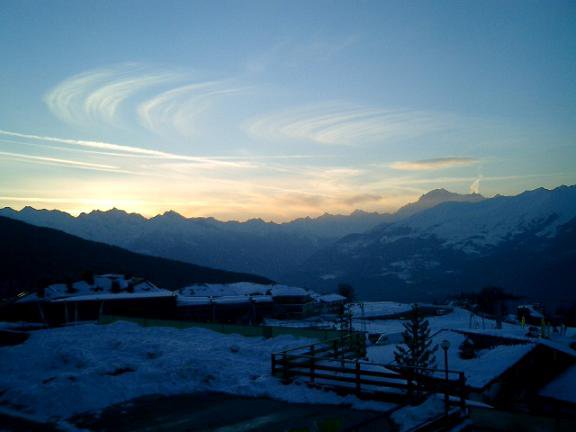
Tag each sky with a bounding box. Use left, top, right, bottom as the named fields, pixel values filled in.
left=0, top=0, right=575, bottom=221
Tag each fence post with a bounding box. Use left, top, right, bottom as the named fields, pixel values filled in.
left=282, top=352, right=289, bottom=383
left=355, top=360, right=361, bottom=395
left=459, top=372, right=466, bottom=413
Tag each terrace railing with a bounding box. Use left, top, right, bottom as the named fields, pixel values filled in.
left=272, top=336, right=467, bottom=410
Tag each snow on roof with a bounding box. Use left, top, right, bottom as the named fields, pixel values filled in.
left=176, top=294, right=273, bottom=306
left=180, top=283, right=315, bottom=302
left=318, top=294, right=347, bottom=303
left=454, top=329, right=576, bottom=357
left=180, top=282, right=271, bottom=297
left=517, top=304, right=544, bottom=319
left=348, top=302, right=412, bottom=318
left=17, top=274, right=164, bottom=303
left=270, top=286, right=309, bottom=297
left=51, top=291, right=174, bottom=302
left=539, top=365, right=576, bottom=404
left=367, top=329, right=535, bottom=389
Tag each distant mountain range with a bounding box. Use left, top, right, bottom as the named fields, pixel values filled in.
left=2, top=186, right=575, bottom=304
left=0, top=216, right=272, bottom=300
left=288, top=186, right=576, bottom=303
left=0, top=188, right=483, bottom=280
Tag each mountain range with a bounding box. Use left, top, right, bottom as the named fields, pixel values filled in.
left=288, top=186, right=576, bottom=303
left=0, top=188, right=482, bottom=279
left=2, top=186, right=574, bottom=304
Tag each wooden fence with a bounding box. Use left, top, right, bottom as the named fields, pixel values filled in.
left=272, top=336, right=467, bottom=409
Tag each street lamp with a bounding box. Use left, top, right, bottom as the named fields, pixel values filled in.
left=440, top=339, right=451, bottom=417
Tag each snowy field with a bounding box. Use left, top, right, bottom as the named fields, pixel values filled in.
left=2, top=304, right=575, bottom=430
left=347, top=301, right=412, bottom=319
left=0, top=321, right=392, bottom=426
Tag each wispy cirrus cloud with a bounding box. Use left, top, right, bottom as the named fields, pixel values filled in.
left=244, top=35, right=358, bottom=74
left=389, top=157, right=480, bottom=171
left=44, top=64, right=181, bottom=128
left=0, top=150, right=125, bottom=173
left=138, top=80, right=247, bottom=137
left=0, top=129, right=253, bottom=169
left=245, top=102, right=455, bottom=146
left=44, top=64, right=248, bottom=139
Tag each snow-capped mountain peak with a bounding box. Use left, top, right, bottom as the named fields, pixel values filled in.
left=391, top=185, right=576, bottom=252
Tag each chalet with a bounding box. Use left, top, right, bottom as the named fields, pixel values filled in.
left=270, top=286, right=317, bottom=318
left=176, top=295, right=274, bottom=324
left=177, top=283, right=318, bottom=321
left=2, top=278, right=348, bottom=325
left=517, top=304, right=546, bottom=326
left=2, top=274, right=176, bottom=325
left=316, top=293, right=347, bottom=314
left=449, top=330, right=576, bottom=414
left=538, top=364, right=576, bottom=417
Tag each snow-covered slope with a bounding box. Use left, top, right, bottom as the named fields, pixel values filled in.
left=385, top=186, right=576, bottom=253
left=393, top=188, right=484, bottom=219
left=290, top=185, right=576, bottom=303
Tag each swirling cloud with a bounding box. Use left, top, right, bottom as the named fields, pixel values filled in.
left=246, top=103, right=455, bottom=145
left=138, top=80, right=246, bottom=137
left=44, top=64, right=247, bottom=139
left=44, top=64, right=180, bottom=128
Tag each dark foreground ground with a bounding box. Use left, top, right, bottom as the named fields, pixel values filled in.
left=0, top=393, right=394, bottom=432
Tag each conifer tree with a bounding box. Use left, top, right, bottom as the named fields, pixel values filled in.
left=394, top=304, right=437, bottom=372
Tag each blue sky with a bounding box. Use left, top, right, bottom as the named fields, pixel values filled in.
left=1, top=0, right=575, bottom=220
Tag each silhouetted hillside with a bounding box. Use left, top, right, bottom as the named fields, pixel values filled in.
left=0, top=216, right=273, bottom=299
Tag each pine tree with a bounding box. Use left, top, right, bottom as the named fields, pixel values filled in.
left=394, top=304, right=437, bottom=372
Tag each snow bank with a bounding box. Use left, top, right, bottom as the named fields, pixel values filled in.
left=0, top=321, right=392, bottom=422
left=391, top=396, right=445, bottom=432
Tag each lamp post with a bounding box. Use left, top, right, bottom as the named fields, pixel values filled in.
left=440, top=339, right=451, bottom=417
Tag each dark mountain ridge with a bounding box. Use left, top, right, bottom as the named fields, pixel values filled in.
left=0, top=216, right=273, bottom=300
